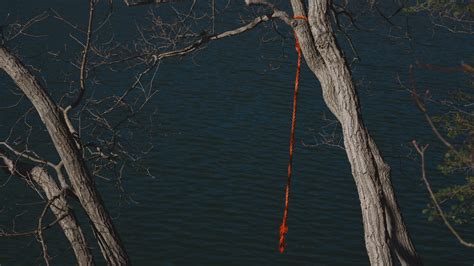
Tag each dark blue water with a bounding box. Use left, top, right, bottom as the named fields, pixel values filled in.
left=0, top=1, right=473, bottom=265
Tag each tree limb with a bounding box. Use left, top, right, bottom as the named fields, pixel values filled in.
left=0, top=45, right=128, bottom=265
left=412, top=140, right=474, bottom=248
left=0, top=151, right=95, bottom=265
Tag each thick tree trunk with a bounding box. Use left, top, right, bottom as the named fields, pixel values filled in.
left=289, top=1, right=423, bottom=265
left=0, top=153, right=94, bottom=265
left=0, top=46, right=131, bottom=265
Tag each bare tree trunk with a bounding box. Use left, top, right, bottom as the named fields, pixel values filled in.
left=289, top=1, right=422, bottom=265
left=0, top=46, right=131, bottom=265
left=0, top=153, right=94, bottom=265
left=32, top=167, right=96, bottom=266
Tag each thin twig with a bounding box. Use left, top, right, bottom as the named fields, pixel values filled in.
left=69, top=0, right=96, bottom=110
left=412, top=140, right=474, bottom=248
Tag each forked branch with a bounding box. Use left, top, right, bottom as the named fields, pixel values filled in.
left=412, top=140, right=474, bottom=248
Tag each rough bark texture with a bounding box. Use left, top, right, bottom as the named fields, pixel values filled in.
left=0, top=153, right=94, bottom=265
left=0, top=46, right=130, bottom=265
left=289, top=1, right=423, bottom=265
left=32, top=167, right=96, bottom=266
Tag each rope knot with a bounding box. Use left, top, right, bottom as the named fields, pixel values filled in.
left=293, top=15, right=308, bottom=21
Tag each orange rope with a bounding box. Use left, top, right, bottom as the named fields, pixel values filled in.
left=279, top=15, right=307, bottom=254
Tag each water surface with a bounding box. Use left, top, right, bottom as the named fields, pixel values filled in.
left=0, top=1, right=473, bottom=265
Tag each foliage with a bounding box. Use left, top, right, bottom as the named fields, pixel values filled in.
left=404, top=0, right=474, bottom=17
left=424, top=89, right=474, bottom=224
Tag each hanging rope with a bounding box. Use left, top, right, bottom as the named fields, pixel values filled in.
left=279, top=15, right=307, bottom=254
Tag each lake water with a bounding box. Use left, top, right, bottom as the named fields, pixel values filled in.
left=0, top=1, right=473, bottom=265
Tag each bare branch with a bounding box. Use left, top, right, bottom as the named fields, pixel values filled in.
left=412, top=140, right=474, bottom=248
left=0, top=44, right=129, bottom=264
left=0, top=151, right=94, bottom=264
left=0, top=141, right=57, bottom=169
left=147, top=8, right=292, bottom=64
left=4, top=11, right=49, bottom=43
left=68, top=0, right=96, bottom=111
left=409, top=64, right=472, bottom=167
left=124, top=0, right=185, bottom=7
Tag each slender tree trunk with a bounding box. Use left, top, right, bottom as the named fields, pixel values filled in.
left=32, top=167, right=96, bottom=266
left=0, top=153, right=95, bottom=265
left=289, top=1, right=422, bottom=265
left=0, top=46, right=131, bottom=265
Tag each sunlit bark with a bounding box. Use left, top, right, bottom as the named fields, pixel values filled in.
left=288, top=1, right=423, bottom=265
left=0, top=46, right=130, bottom=265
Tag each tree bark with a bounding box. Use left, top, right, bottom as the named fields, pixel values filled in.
left=0, top=153, right=95, bottom=265
left=0, top=46, right=131, bottom=265
left=289, top=1, right=423, bottom=265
